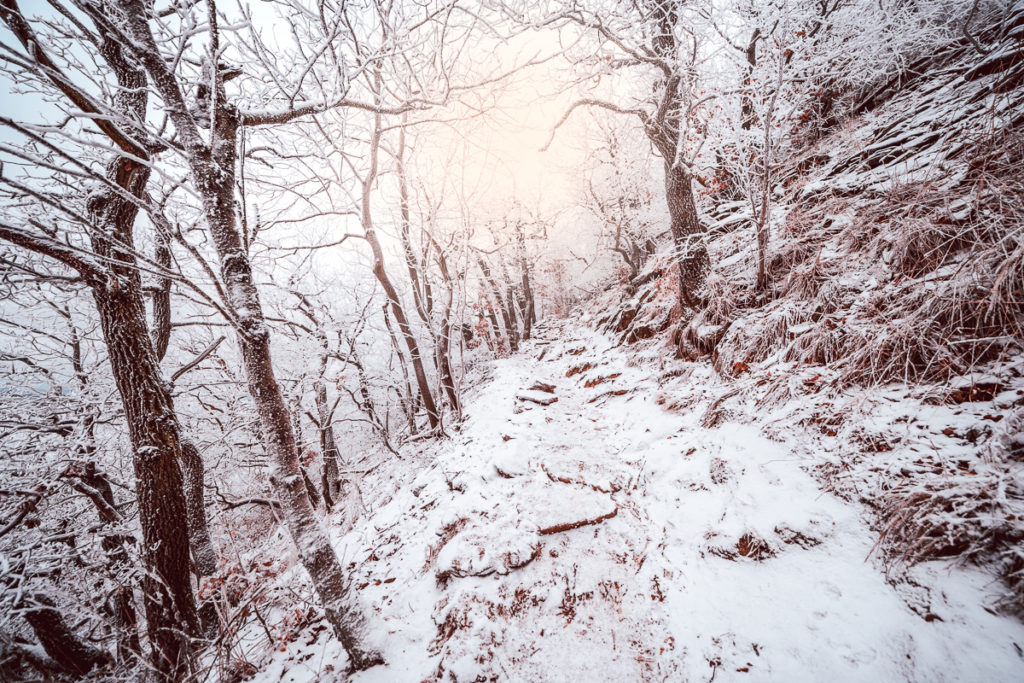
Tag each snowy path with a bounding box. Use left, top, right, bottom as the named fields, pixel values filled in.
left=280, top=323, right=1024, bottom=682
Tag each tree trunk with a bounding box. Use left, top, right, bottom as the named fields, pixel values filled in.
left=396, top=121, right=432, bottom=327
left=663, top=162, right=710, bottom=310
left=382, top=304, right=419, bottom=434
left=20, top=592, right=111, bottom=675
left=477, top=257, right=518, bottom=353
left=180, top=441, right=219, bottom=578
left=0, top=3, right=201, bottom=675
left=361, top=107, right=439, bottom=429
left=644, top=0, right=710, bottom=312
left=151, top=221, right=172, bottom=361
left=425, top=237, right=460, bottom=415
left=741, top=29, right=761, bottom=131
left=89, top=160, right=201, bottom=675
left=482, top=303, right=501, bottom=352
left=180, top=440, right=218, bottom=638
left=514, top=223, right=536, bottom=341
left=160, top=81, right=381, bottom=665
left=367, top=237, right=440, bottom=429
left=315, top=380, right=342, bottom=504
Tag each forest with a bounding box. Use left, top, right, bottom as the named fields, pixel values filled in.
left=0, top=0, right=1022, bottom=680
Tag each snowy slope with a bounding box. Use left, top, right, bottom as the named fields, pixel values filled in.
left=257, top=320, right=1024, bottom=681
left=247, top=14, right=1024, bottom=681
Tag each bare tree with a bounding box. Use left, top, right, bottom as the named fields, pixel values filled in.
left=540, top=0, right=715, bottom=311
left=0, top=1, right=202, bottom=674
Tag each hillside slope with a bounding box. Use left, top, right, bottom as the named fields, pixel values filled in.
left=255, top=322, right=1024, bottom=681
left=604, top=4, right=1024, bottom=616
left=246, top=13, right=1024, bottom=682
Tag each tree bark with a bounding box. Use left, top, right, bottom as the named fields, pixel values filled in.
left=396, top=121, right=432, bottom=328
left=425, top=236, right=460, bottom=414
left=115, top=9, right=382, bottom=661
left=82, top=40, right=200, bottom=683
left=644, top=0, right=710, bottom=311
left=20, top=592, right=111, bottom=675
left=0, top=3, right=201, bottom=675
left=151, top=220, right=173, bottom=361
left=198, top=135, right=380, bottom=669
left=663, top=162, right=710, bottom=310
left=180, top=441, right=218, bottom=579
left=315, top=380, right=342, bottom=503
left=512, top=221, right=536, bottom=341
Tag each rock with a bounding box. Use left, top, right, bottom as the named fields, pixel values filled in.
left=516, top=390, right=558, bottom=406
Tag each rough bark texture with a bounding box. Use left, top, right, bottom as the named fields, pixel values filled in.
left=181, top=440, right=219, bottom=578
left=115, top=7, right=382, bottom=663
left=20, top=592, right=112, bottom=675
left=151, top=221, right=173, bottom=361
left=0, top=3, right=200, bottom=675
left=89, top=162, right=201, bottom=674
left=644, top=0, right=710, bottom=310
left=663, top=163, right=711, bottom=309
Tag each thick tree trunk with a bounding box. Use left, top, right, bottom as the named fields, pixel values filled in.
left=20, top=592, right=111, bottom=675
left=176, top=95, right=381, bottom=667
left=644, top=0, right=711, bottom=312
left=663, top=162, right=710, bottom=310
left=89, top=161, right=201, bottom=676
left=117, top=3, right=376, bottom=665
left=0, top=2, right=201, bottom=674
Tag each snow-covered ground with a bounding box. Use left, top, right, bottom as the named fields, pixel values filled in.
left=260, top=319, right=1024, bottom=682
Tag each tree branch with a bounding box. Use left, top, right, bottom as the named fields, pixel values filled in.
left=540, top=99, right=645, bottom=152
left=0, top=0, right=147, bottom=156
left=170, top=335, right=226, bottom=384
left=0, top=222, right=105, bottom=285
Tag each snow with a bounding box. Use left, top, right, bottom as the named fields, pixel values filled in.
left=245, top=20, right=1024, bottom=679
left=256, top=321, right=1024, bottom=682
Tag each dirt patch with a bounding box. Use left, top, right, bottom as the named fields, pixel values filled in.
left=566, top=363, right=595, bottom=377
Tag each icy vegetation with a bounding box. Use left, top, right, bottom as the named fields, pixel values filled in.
left=1, top=0, right=1023, bottom=681
left=257, top=324, right=1024, bottom=681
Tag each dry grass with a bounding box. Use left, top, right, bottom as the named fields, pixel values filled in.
left=874, top=408, right=1024, bottom=613
left=600, top=57, right=1024, bottom=616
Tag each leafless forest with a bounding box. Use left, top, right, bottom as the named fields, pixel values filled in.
left=1, top=0, right=1022, bottom=680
